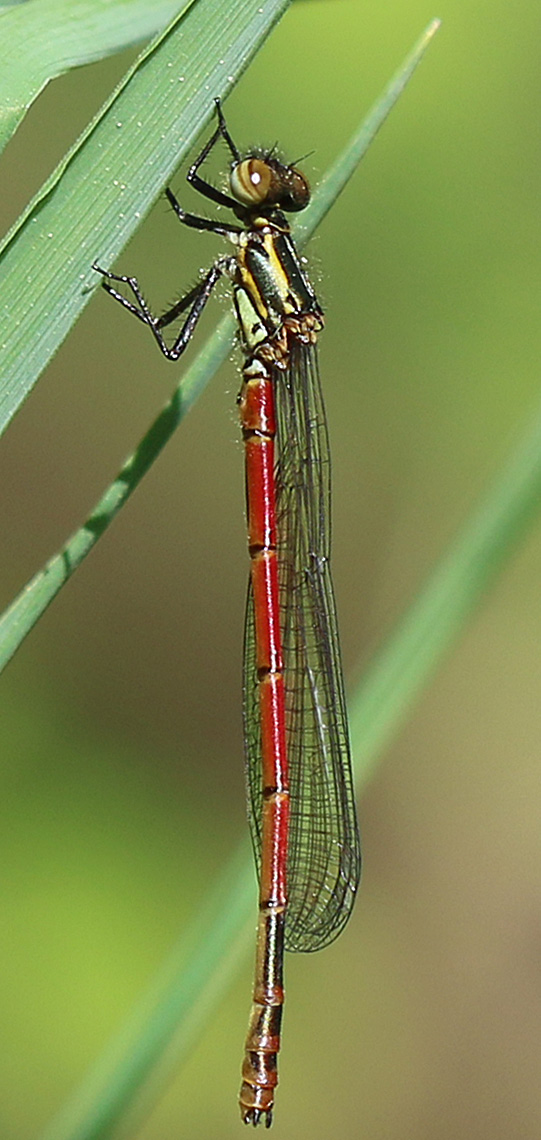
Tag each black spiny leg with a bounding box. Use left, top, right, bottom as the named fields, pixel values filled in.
left=185, top=99, right=242, bottom=210
left=93, top=101, right=243, bottom=359
left=93, top=261, right=226, bottom=361
left=164, top=188, right=243, bottom=238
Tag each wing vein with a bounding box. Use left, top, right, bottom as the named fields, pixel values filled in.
left=243, top=339, right=361, bottom=953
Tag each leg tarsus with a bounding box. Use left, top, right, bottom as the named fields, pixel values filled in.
left=214, top=98, right=241, bottom=162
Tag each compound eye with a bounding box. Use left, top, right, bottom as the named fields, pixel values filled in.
left=283, top=169, right=310, bottom=211
left=230, top=159, right=272, bottom=206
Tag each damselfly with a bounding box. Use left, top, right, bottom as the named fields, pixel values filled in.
left=94, top=100, right=361, bottom=1127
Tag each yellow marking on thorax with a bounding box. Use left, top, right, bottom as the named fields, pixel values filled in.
left=237, top=242, right=268, bottom=323
left=237, top=229, right=297, bottom=323
left=261, top=232, right=292, bottom=309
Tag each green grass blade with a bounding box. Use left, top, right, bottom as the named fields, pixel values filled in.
left=0, top=0, right=290, bottom=437
left=296, top=17, right=442, bottom=240
left=38, top=842, right=255, bottom=1140
left=0, top=0, right=193, bottom=154
left=0, top=319, right=236, bottom=674
left=0, top=18, right=440, bottom=674
left=37, top=385, right=541, bottom=1139
left=347, top=401, right=541, bottom=783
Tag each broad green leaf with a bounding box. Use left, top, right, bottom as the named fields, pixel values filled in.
left=0, top=0, right=290, bottom=436
left=0, top=0, right=192, bottom=154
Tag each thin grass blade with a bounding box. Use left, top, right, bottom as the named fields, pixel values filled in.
left=38, top=843, right=255, bottom=1140
left=296, top=17, right=442, bottom=240
left=38, top=378, right=541, bottom=1140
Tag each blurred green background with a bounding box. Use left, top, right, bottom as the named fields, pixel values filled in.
left=2, top=1, right=541, bottom=1137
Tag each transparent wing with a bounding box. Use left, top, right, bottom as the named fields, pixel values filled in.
left=243, top=339, right=361, bottom=954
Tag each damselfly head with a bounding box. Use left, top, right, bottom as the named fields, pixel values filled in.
left=230, top=156, right=310, bottom=213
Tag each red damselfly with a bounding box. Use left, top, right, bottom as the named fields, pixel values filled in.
left=94, top=101, right=361, bottom=1127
